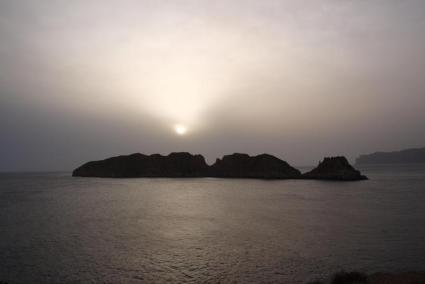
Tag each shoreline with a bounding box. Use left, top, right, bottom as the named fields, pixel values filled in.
left=307, top=271, right=425, bottom=284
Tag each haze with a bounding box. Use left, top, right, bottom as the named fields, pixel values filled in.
left=1, top=0, right=425, bottom=171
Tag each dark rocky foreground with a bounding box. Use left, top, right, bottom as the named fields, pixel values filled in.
left=303, top=156, right=368, bottom=181
left=73, top=152, right=366, bottom=181
left=307, top=271, right=425, bottom=284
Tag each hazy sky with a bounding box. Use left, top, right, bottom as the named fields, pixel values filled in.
left=1, top=0, right=425, bottom=171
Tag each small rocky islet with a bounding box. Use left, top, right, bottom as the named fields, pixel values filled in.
left=303, top=156, right=367, bottom=181
left=72, top=152, right=367, bottom=181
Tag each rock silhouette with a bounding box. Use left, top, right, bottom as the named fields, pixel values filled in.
left=72, top=152, right=208, bottom=178
left=209, top=153, right=301, bottom=179
left=303, top=157, right=367, bottom=181
left=73, top=153, right=367, bottom=181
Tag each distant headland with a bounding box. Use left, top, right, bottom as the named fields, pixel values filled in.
left=73, top=153, right=367, bottom=181
left=356, top=146, right=425, bottom=165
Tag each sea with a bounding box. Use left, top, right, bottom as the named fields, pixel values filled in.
left=1, top=164, right=425, bottom=283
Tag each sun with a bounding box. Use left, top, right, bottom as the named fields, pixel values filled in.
left=174, top=124, right=187, bottom=135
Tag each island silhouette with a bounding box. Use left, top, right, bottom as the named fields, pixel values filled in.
left=73, top=153, right=367, bottom=181
left=356, top=146, right=425, bottom=164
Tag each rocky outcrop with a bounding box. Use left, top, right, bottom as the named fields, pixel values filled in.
left=303, top=156, right=367, bottom=181
left=306, top=270, right=425, bottom=284
left=209, top=153, right=301, bottom=179
left=356, top=147, right=425, bottom=164
left=73, top=152, right=301, bottom=179
left=73, top=153, right=367, bottom=181
left=72, top=152, right=209, bottom=178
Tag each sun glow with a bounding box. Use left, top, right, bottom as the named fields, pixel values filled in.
left=174, top=124, right=187, bottom=135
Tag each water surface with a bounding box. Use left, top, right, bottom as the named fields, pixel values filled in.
left=1, top=165, right=425, bottom=283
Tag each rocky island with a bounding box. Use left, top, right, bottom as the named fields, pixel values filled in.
left=208, top=153, right=301, bottom=179
left=73, top=152, right=367, bottom=181
left=303, top=156, right=368, bottom=181
left=72, top=152, right=209, bottom=178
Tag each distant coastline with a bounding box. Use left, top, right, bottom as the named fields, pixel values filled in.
left=356, top=147, right=425, bottom=165
left=73, top=152, right=367, bottom=181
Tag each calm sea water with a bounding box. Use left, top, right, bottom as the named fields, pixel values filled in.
left=1, top=165, right=425, bottom=283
